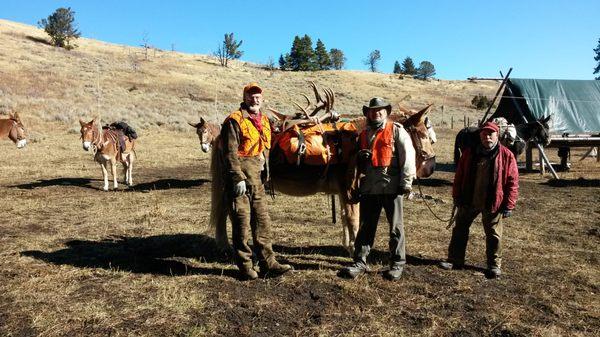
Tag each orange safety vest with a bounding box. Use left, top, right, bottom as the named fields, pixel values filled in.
left=226, top=110, right=271, bottom=157
left=359, top=121, right=394, bottom=167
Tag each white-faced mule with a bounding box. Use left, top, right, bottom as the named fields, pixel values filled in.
left=0, top=112, right=27, bottom=148
left=79, top=118, right=136, bottom=191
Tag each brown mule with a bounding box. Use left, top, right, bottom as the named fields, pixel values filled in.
left=0, top=112, right=27, bottom=148
left=79, top=118, right=136, bottom=191
left=194, top=104, right=436, bottom=254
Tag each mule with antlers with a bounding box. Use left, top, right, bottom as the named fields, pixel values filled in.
left=193, top=83, right=436, bottom=254
left=79, top=118, right=136, bottom=191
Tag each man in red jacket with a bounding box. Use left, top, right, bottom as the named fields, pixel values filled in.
left=440, top=121, right=519, bottom=279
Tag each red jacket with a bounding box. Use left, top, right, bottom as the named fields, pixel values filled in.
left=453, top=145, right=519, bottom=213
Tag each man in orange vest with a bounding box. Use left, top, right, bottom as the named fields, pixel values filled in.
left=339, top=97, right=416, bottom=281
left=221, top=82, right=293, bottom=280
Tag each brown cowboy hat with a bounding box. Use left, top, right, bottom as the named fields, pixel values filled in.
left=362, top=97, right=392, bottom=115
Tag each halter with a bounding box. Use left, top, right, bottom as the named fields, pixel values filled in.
left=8, top=119, right=26, bottom=142
left=405, top=125, right=435, bottom=162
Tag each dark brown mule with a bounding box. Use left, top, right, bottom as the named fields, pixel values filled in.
left=0, top=112, right=27, bottom=149
left=79, top=118, right=136, bottom=191
left=196, top=104, right=436, bottom=254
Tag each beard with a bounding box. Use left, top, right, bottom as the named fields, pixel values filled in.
left=247, top=103, right=261, bottom=114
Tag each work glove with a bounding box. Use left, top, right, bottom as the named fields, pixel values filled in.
left=233, top=180, right=247, bottom=197
left=399, top=185, right=412, bottom=195
left=501, top=210, right=512, bottom=218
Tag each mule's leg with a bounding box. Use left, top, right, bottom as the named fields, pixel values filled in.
left=122, top=156, right=129, bottom=185
left=339, top=194, right=360, bottom=256
left=127, top=153, right=134, bottom=186
left=100, top=161, right=109, bottom=191
left=111, top=159, right=118, bottom=189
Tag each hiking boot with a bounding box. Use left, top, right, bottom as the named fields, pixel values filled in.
left=486, top=267, right=501, bottom=279
left=438, top=261, right=464, bottom=270
left=259, top=261, right=293, bottom=277
left=383, top=265, right=404, bottom=281
left=338, top=262, right=369, bottom=279
left=238, top=268, right=258, bottom=281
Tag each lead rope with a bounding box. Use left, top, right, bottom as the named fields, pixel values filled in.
left=415, top=177, right=457, bottom=229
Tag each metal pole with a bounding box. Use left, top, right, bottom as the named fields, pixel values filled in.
left=480, top=68, right=513, bottom=124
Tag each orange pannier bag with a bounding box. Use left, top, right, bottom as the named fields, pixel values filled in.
left=273, top=122, right=358, bottom=166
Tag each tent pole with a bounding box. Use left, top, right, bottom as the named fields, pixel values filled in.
left=480, top=67, right=512, bottom=124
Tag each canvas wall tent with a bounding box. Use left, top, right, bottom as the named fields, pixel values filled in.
left=490, top=78, right=600, bottom=135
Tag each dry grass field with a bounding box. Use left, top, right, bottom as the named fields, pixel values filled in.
left=1, top=19, right=599, bottom=337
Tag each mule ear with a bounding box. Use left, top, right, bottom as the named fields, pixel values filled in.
left=541, top=115, right=551, bottom=123
left=199, top=117, right=206, bottom=126
left=13, top=112, right=21, bottom=121
left=79, top=118, right=86, bottom=127
left=188, top=121, right=199, bottom=128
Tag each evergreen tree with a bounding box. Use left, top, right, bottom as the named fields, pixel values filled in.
left=279, top=54, right=287, bottom=70
left=38, top=7, right=81, bottom=49
left=329, top=48, right=346, bottom=70
left=315, top=39, right=331, bottom=70
left=288, top=35, right=317, bottom=71
left=214, top=33, right=243, bottom=67
left=364, top=50, right=381, bottom=72
left=401, top=57, right=417, bottom=75
left=594, top=38, right=600, bottom=80
left=415, top=61, right=436, bottom=80
left=393, top=60, right=402, bottom=74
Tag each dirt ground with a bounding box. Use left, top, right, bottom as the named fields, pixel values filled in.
left=0, top=124, right=598, bottom=337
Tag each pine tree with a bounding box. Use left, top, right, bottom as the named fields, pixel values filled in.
left=401, top=57, right=417, bottom=75
left=393, top=61, right=402, bottom=74
left=38, top=7, right=81, bottom=49
left=315, top=39, right=331, bottom=70
left=279, top=54, right=287, bottom=70
left=594, top=38, right=600, bottom=80
left=288, top=35, right=317, bottom=71
left=415, top=61, right=436, bottom=80
left=214, top=33, right=243, bottom=67
left=329, top=48, right=346, bottom=70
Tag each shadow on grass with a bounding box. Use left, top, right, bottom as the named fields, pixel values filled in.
left=416, top=178, right=453, bottom=187
left=21, top=234, right=237, bottom=277
left=433, top=162, right=456, bottom=173
left=10, top=178, right=210, bottom=191
left=10, top=177, right=97, bottom=190
left=25, top=35, right=52, bottom=46
left=542, top=178, right=600, bottom=188
left=273, top=244, right=449, bottom=269
left=128, top=178, right=210, bottom=191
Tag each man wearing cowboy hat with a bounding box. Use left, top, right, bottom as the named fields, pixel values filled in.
left=440, top=121, right=519, bottom=279
left=221, top=82, right=293, bottom=280
left=339, top=97, right=416, bottom=281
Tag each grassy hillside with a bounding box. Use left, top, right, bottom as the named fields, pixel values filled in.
left=0, top=19, right=497, bottom=134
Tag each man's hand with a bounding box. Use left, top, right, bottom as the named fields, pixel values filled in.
left=501, top=210, right=512, bottom=218
left=399, top=185, right=412, bottom=195
left=233, top=181, right=247, bottom=197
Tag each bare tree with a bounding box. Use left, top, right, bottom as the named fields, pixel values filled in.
left=140, top=32, right=150, bottom=61
left=363, top=49, right=381, bottom=72
left=214, top=33, right=243, bottom=67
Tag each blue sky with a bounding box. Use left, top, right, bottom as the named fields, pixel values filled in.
left=3, top=0, right=599, bottom=80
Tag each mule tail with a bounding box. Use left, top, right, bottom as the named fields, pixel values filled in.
left=209, top=136, right=230, bottom=248
left=453, top=130, right=463, bottom=166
